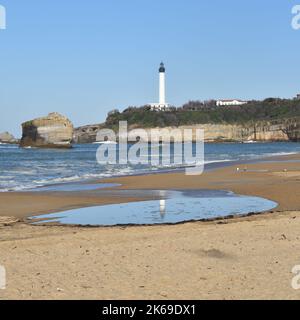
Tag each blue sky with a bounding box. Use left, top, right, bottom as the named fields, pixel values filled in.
left=0, top=0, right=300, bottom=136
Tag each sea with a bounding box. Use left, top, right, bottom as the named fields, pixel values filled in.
left=0, top=142, right=300, bottom=192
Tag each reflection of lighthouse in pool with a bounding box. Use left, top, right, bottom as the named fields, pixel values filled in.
left=159, top=199, right=166, bottom=218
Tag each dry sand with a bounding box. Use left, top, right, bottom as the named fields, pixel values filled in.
left=1, top=155, right=300, bottom=299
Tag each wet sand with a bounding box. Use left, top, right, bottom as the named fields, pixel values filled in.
left=1, top=155, right=300, bottom=299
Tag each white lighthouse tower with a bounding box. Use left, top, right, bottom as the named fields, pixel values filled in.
left=150, top=62, right=169, bottom=111
left=159, top=62, right=166, bottom=106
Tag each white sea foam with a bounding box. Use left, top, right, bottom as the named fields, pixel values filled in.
left=93, top=141, right=117, bottom=145
left=204, top=159, right=233, bottom=164
left=265, top=152, right=298, bottom=156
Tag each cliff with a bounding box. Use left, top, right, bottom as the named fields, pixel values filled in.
left=20, top=112, right=74, bottom=148
left=73, top=117, right=300, bottom=143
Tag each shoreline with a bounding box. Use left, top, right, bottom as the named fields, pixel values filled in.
left=1, top=153, right=300, bottom=299
left=1, top=141, right=299, bottom=193
left=1, top=152, right=300, bottom=221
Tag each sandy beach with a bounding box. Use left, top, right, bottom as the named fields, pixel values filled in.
left=1, top=154, right=300, bottom=299
left=2, top=0, right=300, bottom=304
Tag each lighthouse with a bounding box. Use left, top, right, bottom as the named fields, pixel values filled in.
left=150, top=62, right=170, bottom=111
left=159, top=62, right=166, bottom=105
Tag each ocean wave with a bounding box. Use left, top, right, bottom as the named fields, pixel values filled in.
left=236, top=151, right=298, bottom=159
left=204, top=159, right=233, bottom=164
left=264, top=151, right=298, bottom=156
left=0, top=143, right=299, bottom=192
left=0, top=154, right=285, bottom=192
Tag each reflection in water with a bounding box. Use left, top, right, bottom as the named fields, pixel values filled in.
left=158, top=190, right=167, bottom=218
left=159, top=199, right=166, bottom=218
left=29, top=190, right=278, bottom=227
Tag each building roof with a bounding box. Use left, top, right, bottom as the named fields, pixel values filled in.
left=218, top=99, right=245, bottom=102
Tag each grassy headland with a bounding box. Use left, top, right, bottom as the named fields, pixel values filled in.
left=105, top=98, right=300, bottom=129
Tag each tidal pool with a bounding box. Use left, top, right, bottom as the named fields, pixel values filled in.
left=29, top=190, right=277, bottom=226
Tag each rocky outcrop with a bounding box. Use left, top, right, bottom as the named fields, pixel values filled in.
left=20, top=112, right=74, bottom=148
left=73, top=124, right=104, bottom=144
left=0, top=132, right=18, bottom=144
left=73, top=117, right=300, bottom=143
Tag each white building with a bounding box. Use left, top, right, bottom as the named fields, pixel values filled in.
left=149, top=62, right=170, bottom=111
left=216, top=99, right=248, bottom=107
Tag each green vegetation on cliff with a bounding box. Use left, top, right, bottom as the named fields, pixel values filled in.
left=105, top=98, right=300, bottom=128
